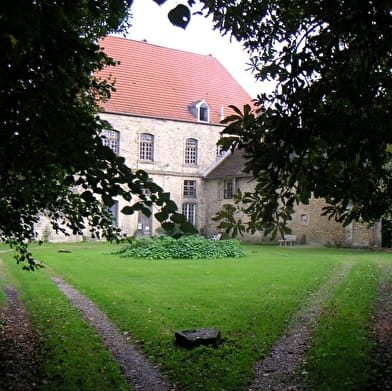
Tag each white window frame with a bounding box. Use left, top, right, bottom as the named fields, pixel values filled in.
left=183, top=180, right=197, bottom=198
left=223, top=179, right=234, bottom=199
left=197, top=101, right=209, bottom=122
left=185, top=138, right=198, bottom=165
left=139, top=133, right=154, bottom=161
left=102, top=129, right=120, bottom=154
left=182, top=203, right=196, bottom=225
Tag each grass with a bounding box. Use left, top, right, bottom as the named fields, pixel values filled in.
left=304, top=260, right=381, bottom=391
left=0, top=243, right=391, bottom=390
left=0, top=248, right=129, bottom=391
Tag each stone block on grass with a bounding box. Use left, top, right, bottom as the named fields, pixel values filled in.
left=175, top=328, right=221, bottom=348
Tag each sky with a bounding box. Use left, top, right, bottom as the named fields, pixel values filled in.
left=123, top=0, right=265, bottom=98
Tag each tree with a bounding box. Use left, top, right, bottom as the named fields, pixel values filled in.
left=185, top=0, right=391, bottom=238
left=0, top=0, right=195, bottom=269
left=2, top=0, right=390, bottom=267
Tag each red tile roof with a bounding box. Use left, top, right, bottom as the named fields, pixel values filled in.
left=97, top=36, right=253, bottom=124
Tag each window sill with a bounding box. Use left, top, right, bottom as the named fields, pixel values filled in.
left=138, top=160, right=154, bottom=164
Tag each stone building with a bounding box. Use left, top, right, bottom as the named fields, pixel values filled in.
left=204, top=149, right=381, bottom=247
left=96, top=36, right=252, bottom=239
left=36, top=36, right=380, bottom=247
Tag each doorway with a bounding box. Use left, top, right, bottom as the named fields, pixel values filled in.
left=137, top=210, right=152, bottom=238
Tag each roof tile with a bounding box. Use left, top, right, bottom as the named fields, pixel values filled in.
left=97, top=36, right=253, bottom=124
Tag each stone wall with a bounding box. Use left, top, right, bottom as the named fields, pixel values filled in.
left=203, top=176, right=380, bottom=247
left=34, top=215, right=84, bottom=243
left=100, top=113, right=224, bottom=236
left=285, top=197, right=378, bottom=247
left=100, top=113, right=223, bottom=174
left=38, top=113, right=224, bottom=240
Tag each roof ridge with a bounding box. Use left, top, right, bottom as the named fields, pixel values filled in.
left=106, top=35, right=219, bottom=61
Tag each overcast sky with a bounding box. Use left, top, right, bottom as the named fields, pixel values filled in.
left=124, top=0, right=265, bottom=98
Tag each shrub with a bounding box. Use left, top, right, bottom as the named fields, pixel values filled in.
left=117, top=235, right=244, bottom=260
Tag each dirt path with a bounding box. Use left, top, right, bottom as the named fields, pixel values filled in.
left=248, top=263, right=354, bottom=391
left=367, top=266, right=392, bottom=390
left=0, top=285, right=40, bottom=391
left=52, top=277, right=174, bottom=391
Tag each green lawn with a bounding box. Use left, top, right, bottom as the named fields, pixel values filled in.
left=305, top=261, right=380, bottom=391
left=1, top=242, right=391, bottom=390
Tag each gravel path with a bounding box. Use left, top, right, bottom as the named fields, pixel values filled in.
left=52, top=277, right=174, bottom=391
left=248, top=263, right=354, bottom=391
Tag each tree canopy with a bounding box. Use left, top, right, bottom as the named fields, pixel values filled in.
left=1, top=0, right=391, bottom=267
left=0, top=0, right=194, bottom=269
left=190, top=0, right=391, bottom=237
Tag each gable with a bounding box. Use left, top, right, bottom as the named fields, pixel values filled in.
left=97, top=36, right=253, bottom=124
left=204, top=148, right=251, bottom=178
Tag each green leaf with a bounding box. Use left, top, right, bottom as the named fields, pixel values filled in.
left=171, top=213, right=186, bottom=224
left=168, top=4, right=191, bottom=29
left=155, top=210, right=169, bottom=222
left=121, top=206, right=135, bottom=215
left=179, top=220, right=198, bottom=234
left=81, top=191, right=95, bottom=203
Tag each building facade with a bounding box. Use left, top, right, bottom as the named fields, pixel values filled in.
left=36, top=36, right=380, bottom=247
left=93, top=36, right=252, bottom=240
left=204, top=149, right=381, bottom=247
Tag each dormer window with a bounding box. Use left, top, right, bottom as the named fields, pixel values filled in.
left=198, top=101, right=209, bottom=122
left=189, top=100, right=210, bottom=122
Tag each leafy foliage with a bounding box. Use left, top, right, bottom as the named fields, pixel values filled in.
left=116, top=235, right=244, bottom=259
left=0, top=0, right=195, bottom=269
left=212, top=190, right=293, bottom=239
left=175, top=1, right=392, bottom=237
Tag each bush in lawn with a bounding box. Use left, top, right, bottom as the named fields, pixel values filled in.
left=117, top=235, right=243, bottom=259
left=110, top=236, right=155, bottom=255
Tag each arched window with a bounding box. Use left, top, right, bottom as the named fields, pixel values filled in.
left=139, top=133, right=154, bottom=161
left=185, top=138, right=198, bottom=164
left=102, top=129, right=119, bottom=154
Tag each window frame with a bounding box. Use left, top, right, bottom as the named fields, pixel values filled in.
left=184, top=138, right=198, bottom=165
left=182, top=203, right=196, bottom=225
left=223, top=179, right=234, bottom=199
left=139, top=133, right=154, bottom=161
left=216, top=144, right=226, bottom=159
left=301, top=214, right=309, bottom=224
left=183, top=180, right=197, bottom=198
left=196, top=101, right=209, bottom=122
left=102, top=129, right=120, bottom=155
left=108, top=201, right=119, bottom=227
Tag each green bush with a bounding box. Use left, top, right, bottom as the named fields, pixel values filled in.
left=117, top=235, right=244, bottom=259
